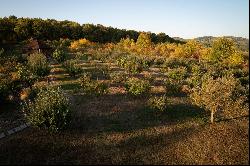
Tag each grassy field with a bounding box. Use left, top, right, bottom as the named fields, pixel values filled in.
left=0, top=58, right=248, bottom=165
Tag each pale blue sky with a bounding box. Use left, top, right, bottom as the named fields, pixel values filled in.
left=0, top=0, right=249, bottom=39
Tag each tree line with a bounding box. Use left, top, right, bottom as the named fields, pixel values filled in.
left=0, top=15, right=184, bottom=45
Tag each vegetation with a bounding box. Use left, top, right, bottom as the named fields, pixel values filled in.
left=0, top=16, right=249, bottom=165
left=80, top=73, right=108, bottom=96
left=125, top=77, right=150, bottom=97
left=190, top=75, right=248, bottom=123
left=25, top=87, right=71, bottom=132
left=0, top=16, right=183, bottom=45
left=27, top=52, right=50, bottom=77
left=52, top=49, right=68, bottom=62
left=63, top=59, right=82, bottom=77
left=147, top=95, right=168, bottom=112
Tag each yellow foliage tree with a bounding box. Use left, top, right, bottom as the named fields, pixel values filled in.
left=136, top=32, right=153, bottom=55
left=171, top=40, right=203, bottom=59
left=69, top=38, right=94, bottom=51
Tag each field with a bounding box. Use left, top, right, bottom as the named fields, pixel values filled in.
left=0, top=48, right=249, bottom=164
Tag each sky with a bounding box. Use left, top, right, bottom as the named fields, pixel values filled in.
left=0, top=0, right=249, bottom=39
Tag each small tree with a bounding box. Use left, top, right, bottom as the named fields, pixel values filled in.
left=136, top=32, right=152, bottom=54
left=52, top=49, right=67, bottom=62
left=190, top=75, right=248, bottom=123
left=27, top=52, right=50, bottom=77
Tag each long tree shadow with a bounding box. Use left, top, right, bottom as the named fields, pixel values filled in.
left=68, top=93, right=208, bottom=134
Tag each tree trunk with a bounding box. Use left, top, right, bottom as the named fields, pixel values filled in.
left=211, top=110, right=214, bottom=123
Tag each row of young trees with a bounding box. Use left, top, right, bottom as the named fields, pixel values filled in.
left=0, top=16, right=183, bottom=45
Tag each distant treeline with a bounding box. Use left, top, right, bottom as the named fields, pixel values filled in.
left=0, top=15, right=184, bottom=45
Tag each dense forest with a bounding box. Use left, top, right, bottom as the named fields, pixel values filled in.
left=0, top=15, right=183, bottom=45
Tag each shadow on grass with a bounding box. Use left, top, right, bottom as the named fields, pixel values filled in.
left=68, top=93, right=208, bottom=134
left=216, top=115, right=249, bottom=123
left=58, top=82, right=81, bottom=91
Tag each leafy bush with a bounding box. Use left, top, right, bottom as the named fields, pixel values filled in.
left=110, top=71, right=128, bottom=84
left=25, top=87, right=71, bottom=132
left=90, top=65, right=111, bottom=80
left=163, top=67, right=188, bottom=95
left=16, top=63, right=38, bottom=88
left=186, top=64, right=207, bottom=88
left=147, top=95, right=167, bottom=111
left=75, top=52, right=89, bottom=61
left=27, top=52, right=50, bottom=77
left=164, top=78, right=184, bottom=95
left=80, top=74, right=108, bottom=96
left=116, top=55, right=145, bottom=74
left=125, top=77, right=150, bottom=96
left=166, top=67, right=188, bottom=80
left=163, top=57, right=187, bottom=69
left=153, top=57, right=165, bottom=65
left=190, top=75, right=248, bottom=123
left=52, top=49, right=67, bottom=62
left=63, top=59, right=82, bottom=77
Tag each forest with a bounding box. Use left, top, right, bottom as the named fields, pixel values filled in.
left=0, top=15, right=183, bottom=44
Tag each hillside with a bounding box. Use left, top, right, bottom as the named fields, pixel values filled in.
left=194, top=36, right=249, bottom=52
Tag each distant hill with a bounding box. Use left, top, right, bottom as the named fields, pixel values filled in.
left=172, top=37, right=187, bottom=42
left=194, top=36, right=249, bottom=52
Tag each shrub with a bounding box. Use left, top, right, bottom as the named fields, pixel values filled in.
left=27, top=52, right=50, bottom=77
left=125, top=77, right=150, bottom=96
left=90, top=65, right=110, bottom=80
left=16, top=63, right=38, bottom=88
left=110, top=71, right=128, bottom=84
left=116, top=55, right=145, bottom=74
left=186, top=64, right=207, bottom=88
left=153, top=57, right=165, bottom=66
left=147, top=95, right=167, bottom=112
left=63, top=59, right=82, bottom=77
left=25, top=87, right=71, bottom=132
left=190, top=75, right=248, bottom=123
left=163, top=57, right=187, bottom=69
left=80, top=74, right=108, bottom=96
left=75, top=52, right=89, bottom=61
left=166, top=67, right=188, bottom=80
left=52, top=49, right=67, bottom=62
left=164, top=78, right=183, bottom=95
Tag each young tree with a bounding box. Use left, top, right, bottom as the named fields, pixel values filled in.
left=190, top=75, right=248, bottom=123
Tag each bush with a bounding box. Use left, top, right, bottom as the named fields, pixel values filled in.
left=125, top=77, right=150, bottom=96
left=16, top=63, right=38, bottom=88
left=166, top=67, right=188, bottom=80
left=25, top=87, right=71, bottom=132
left=27, top=52, right=50, bottom=77
left=75, top=52, right=89, bottom=61
left=52, top=49, right=67, bottom=62
left=147, top=95, right=167, bottom=111
left=116, top=55, right=145, bottom=74
left=63, top=59, right=82, bottom=77
left=164, top=78, right=184, bottom=95
left=90, top=65, right=110, bottom=80
left=80, top=73, right=108, bottom=96
left=110, top=71, right=128, bottom=84
left=186, top=64, right=207, bottom=88
left=190, top=75, right=248, bottom=123
left=163, top=57, right=187, bottom=69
